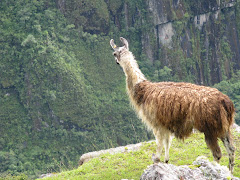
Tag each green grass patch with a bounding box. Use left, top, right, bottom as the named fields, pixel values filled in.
left=41, top=132, right=240, bottom=179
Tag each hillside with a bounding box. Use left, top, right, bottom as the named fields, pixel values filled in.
left=39, top=130, right=240, bottom=179
left=1, top=0, right=240, bottom=179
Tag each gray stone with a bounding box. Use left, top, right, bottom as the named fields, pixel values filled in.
left=141, top=156, right=240, bottom=180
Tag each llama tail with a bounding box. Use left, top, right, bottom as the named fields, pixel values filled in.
left=221, top=96, right=235, bottom=128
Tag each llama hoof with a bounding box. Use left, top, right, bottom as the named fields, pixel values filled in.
left=152, top=154, right=160, bottom=163
left=229, top=160, right=235, bottom=174
left=230, top=166, right=234, bottom=174
left=214, top=156, right=221, bottom=163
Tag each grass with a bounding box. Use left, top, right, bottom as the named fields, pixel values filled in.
left=40, top=132, right=240, bottom=180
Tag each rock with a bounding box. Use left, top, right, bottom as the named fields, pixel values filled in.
left=79, top=141, right=154, bottom=165
left=233, top=123, right=240, bottom=134
left=39, top=173, right=56, bottom=179
left=141, top=156, right=240, bottom=180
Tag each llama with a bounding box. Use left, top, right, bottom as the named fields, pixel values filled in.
left=110, top=37, right=235, bottom=173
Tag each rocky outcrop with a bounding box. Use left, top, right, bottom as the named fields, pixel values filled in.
left=141, top=156, right=240, bottom=180
left=233, top=123, right=240, bottom=133
left=78, top=141, right=154, bottom=165
left=143, top=0, right=240, bottom=85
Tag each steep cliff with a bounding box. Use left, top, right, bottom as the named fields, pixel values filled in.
left=53, top=0, right=240, bottom=85
left=142, top=0, right=240, bottom=85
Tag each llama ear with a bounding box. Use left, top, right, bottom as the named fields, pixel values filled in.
left=110, top=39, right=117, bottom=50
left=120, top=37, right=129, bottom=50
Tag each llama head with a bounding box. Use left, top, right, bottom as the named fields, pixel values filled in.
left=110, top=37, right=129, bottom=65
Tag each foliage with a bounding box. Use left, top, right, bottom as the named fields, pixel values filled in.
left=0, top=0, right=151, bottom=178
left=57, top=0, right=109, bottom=33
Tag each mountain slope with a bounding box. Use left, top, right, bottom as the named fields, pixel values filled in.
left=0, top=1, right=151, bottom=178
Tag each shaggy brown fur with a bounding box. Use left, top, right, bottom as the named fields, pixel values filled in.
left=110, top=37, right=235, bottom=173
left=133, top=81, right=234, bottom=140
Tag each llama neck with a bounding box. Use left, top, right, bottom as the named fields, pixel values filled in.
left=121, top=52, right=146, bottom=92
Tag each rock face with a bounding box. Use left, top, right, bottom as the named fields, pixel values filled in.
left=54, top=0, right=240, bottom=86
left=142, top=0, right=240, bottom=85
left=141, top=156, right=240, bottom=180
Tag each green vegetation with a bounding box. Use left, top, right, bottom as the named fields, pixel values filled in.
left=40, top=132, right=240, bottom=179
left=1, top=0, right=240, bottom=179
left=0, top=0, right=151, bottom=178
left=214, top=71, right=240, bottom=124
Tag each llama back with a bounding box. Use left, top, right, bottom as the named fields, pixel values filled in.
left=133, top=81, right=235, bottom=139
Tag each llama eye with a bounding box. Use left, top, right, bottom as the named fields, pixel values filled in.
left=113, top=52, right=117, bottom=57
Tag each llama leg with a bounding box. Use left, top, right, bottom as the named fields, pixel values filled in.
left=152, top=135, right=164, bottom=163
left=204, top=133, right=222, bottom=163
left=221, top=132, right=235, bottom=173
left=164, top=133, right=173, bottom=163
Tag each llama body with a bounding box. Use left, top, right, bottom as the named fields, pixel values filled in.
left=110, top=37, right=235, bottom=173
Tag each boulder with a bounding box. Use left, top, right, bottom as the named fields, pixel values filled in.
left=141, top=156, right=240, bottom=180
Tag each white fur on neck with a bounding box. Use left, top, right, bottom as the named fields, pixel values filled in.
left=120, top=51, right=146, bottom=86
